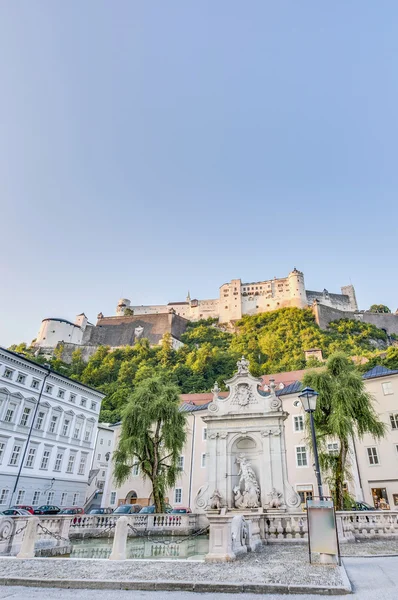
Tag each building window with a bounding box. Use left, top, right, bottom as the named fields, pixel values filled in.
left=62, top=419, right=70, bottom=436
left=203, top=428, right=207, bottom=441
left=78, top=455, right=87, bottom=475
left=178, top=456, right=184, bottom=471
left=40, top=449, right=51, bottom=469
left=66, top=453, right=76, bottom=473
left=47, top=491, right=54, bottom=504
left=367, top=447, right=379, bottom=465
left=328, top=442, right=339, bottom=456
left=174, top=488, right=182, bottom=504
left=57, top=389, right=65, bottom=399
left=97, top=453, right=101, bottom=460
left=296, top=446, right=308, bottom=467
left=4, top=368, right=14, bottom=380
left=0, top=440, right=6, bottom=463
left=45, top=384, right=53, bottom=394
left=382, top=382, right=394, bottom=396
left=17, top=373, right=26, bottom=384
left=390, top=414, right=398, bottom=430
left=31, top=379, right=40, bottom=390
left=20, top=407, right=31, bottom=427
left=201, top=453, right=206, bottom=468
left=32, top=490, right=40, bottom=505
left=110, top=491, right=117, bottom=505
left=35, top=411, right=45, bottom=430
left=5, top=404, right=16, bottom=423
left=132, top=463, right=139, bottom=476
left=294, top=415, right=304, bottom=432
left=73, top=425, right=81, bottom=440
left=72, top=493, right=79, bottom=506
left=54, top=452, right=63, bottom=471
left=100, top=438, right=104, bottom=445
left=60, top=492, right=68, bottom=506
left=49, top=415, right=58, bottom=434
left=70, top=394, right=76, bottom=403
left=108, top=440, right=111, bottom=447
left=25, top=447, right=37, bottom=468
left=0, top=489, right=10, bottom=505
left=91, top=402, right=97, bottom=411
left=102, top=470, right=106, bottom=477
left=81, top=398, right=87, bottom=407
left=84, top=428, right=92, bottom=442
left=9, top=444, right=22, bottom=466
left=16, top=490, right=25, bottom=504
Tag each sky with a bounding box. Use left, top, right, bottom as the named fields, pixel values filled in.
left=0, top=1, right=397, bottom=347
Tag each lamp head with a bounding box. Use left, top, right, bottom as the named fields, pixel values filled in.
left=298, top=386, right=319, bottom=413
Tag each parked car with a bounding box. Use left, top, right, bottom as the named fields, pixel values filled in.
left=33, top=505, right=61, bottom=515
left=10, top=505, right=34, bottom=514
left=89, top=507, right=113, bottom=515
left=59, top=508, right=81, bottom=515
left=170, top=507, right=192, bottom=514
left=351, top=501, right=380, bottom=511
left=2, top=508, right=32, bottom=517
left=139, top=504, right=173, bottom=514
left=113, top=504, right=142, bottom=515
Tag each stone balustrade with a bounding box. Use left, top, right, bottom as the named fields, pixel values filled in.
left=338, top=510, right=398, bottom=541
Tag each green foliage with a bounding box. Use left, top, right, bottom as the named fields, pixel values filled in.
left=303, top=353, right=386, bottom=510
left=369, top=304, right=391, bottom=313
left=113, top=376, right=186, bottom=512
left=9, top=307, right=395, bottom=423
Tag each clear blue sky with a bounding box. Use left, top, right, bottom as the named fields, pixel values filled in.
left=1, top=1, right=397, bottom=347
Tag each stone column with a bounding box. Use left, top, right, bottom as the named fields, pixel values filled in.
left=17, top=517, right=39, bottom=559
left=109, top=516, right=128, bottom=560
left=207, top=432, right=218, bottom=506
left=218, top=432, right=229, bottom=507
left=261, top=430, right=272, bottom=507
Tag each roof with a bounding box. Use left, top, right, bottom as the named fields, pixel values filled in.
left=362, top=365, right=398, bottom=380
left=42, top=317, right=80, bottom=328
left=179, top=402, right=211, bottom=413
left=0, top=347, right=105, bottom=397
left=261, top=368, right=323, bottom=388
left=167, top=302, right=189, bottom=306
left=180, top=392, right=228, bottom=404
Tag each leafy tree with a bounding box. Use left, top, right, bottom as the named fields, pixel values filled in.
left=369, top=304, right=391, bottom=313
left=113, top=376, right=187, bottom=512
left=303, top=353, right=386, bottom=510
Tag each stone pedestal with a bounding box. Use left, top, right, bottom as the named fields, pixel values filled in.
left=205, top=514, right=236, bottom=562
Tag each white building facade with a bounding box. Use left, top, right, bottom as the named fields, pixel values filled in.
left=103, top=364, right=398, bottom=512
left=0, top=347, right=105, bottom=510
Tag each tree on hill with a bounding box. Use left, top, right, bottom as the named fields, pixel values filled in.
left=113, top=376, right=187, bottom=513
left=303, top=353, right=386, bottom=510
left=369, top=304, right=391, bottom=313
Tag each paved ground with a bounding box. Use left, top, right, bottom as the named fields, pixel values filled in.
left=0, top=555, right=397, bottom=598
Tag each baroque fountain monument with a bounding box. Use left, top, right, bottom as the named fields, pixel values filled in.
left=203, top=357, right=301, bottom=561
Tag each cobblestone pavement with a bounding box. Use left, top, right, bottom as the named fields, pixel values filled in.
left=0, top=545, right=343, bottom=588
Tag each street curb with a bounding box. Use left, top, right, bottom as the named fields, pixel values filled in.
left=0, top=573, right=352, bottom=595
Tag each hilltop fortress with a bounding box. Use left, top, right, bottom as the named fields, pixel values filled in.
left=33, top=268, right=398, bottom=362
left=115, top=268, right=358, bottom=322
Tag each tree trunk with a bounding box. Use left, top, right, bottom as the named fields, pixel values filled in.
left=152, top=478, right=164, bottom=514
left=335, top=440, right=348, bottom=510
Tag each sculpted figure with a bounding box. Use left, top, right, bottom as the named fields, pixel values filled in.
left=233, top=454, right=260, bottom=509
left=209, top=489, right=223, bottom=510
left=268, top=488, right=283, bottom=509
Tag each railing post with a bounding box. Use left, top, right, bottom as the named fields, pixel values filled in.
left=109, top=516, right=128, bottom=560
left=17, top=516, right=39, bottom=559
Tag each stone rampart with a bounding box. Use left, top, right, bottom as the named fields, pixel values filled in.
left=313, top=303, right=398, bottom=336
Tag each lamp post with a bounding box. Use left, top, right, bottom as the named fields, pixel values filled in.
left=298, top=386, right=324, bottom=500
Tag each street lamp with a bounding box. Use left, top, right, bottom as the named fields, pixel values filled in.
left=298, top=386, right=324, bottom=499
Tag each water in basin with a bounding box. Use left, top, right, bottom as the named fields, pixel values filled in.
left=70, top=535, right=209, bottom=560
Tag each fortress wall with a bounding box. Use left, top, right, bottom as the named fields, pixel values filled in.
left=313, top=303, right=398, bottom=336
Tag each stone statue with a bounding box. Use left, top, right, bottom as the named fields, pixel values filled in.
left=268, top=488, right=283, bottom=509
left=231, top=515, right=249, bottom=555
left=211, top=381, right=220, bottom=395
left=233, top=454, right=260, bottom=508
left=209, top=489, right=223, bottom=510
left=237, top=356, right=250, bottom=375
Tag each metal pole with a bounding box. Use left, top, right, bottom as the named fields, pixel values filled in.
left=9, top=370, right=51, bottom=507
left=309, top=411, right=323, bottom=499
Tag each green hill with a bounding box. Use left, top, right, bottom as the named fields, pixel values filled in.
left=10, top=307, right=398, bottom=423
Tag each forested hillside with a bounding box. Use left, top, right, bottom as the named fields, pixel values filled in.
left=10, top=307, right=398, bottom=423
